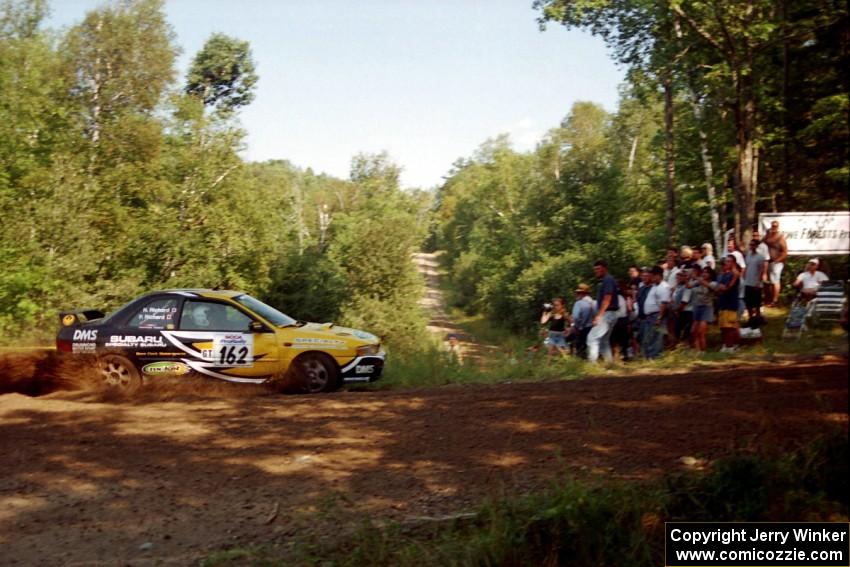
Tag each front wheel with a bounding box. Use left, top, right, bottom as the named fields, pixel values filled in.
left=98, top=354, right=142, bottom=392
left=284, top=353, right=339, bottom=394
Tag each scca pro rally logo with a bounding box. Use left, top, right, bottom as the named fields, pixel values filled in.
left=73, top=329, right=98, bottom=341
left=106, top=335, right=166, bottom=347
left=219, top=334, right=247, bottom=345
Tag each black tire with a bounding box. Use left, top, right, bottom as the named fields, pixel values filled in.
left=98, top=354, right=142, bottom=391
left=284, top=353, right=339, bottom=394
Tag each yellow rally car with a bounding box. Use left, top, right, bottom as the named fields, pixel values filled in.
left=56, top=289, right=385, bottom=393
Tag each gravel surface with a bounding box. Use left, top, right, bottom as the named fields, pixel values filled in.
left=0, top=354, right=846, bottom=566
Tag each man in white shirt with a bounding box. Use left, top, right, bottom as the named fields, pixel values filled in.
left=794, top=259, right=829, bottom=300
left=641, top=266, right=671, bottom=359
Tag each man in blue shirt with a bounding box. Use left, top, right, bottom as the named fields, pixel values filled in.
left=569, top=282, right=595, bottom=358
left=587, top=260, right=620, bottom=363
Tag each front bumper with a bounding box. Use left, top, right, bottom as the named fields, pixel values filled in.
left=339, top=352, right=385, bottom=383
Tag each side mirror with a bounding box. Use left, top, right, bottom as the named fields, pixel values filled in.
left=249, top=321, right=269, bottom=333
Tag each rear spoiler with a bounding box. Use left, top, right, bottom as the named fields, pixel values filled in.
left=59, top=309, right=106, bottom=327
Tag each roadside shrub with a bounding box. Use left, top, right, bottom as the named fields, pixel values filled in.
left=243, top=432, right=849, bottom=567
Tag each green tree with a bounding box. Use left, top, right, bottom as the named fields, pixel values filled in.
left=186, top=32, right=258, bottom=114
left=329, top=154, right=427, bottom=352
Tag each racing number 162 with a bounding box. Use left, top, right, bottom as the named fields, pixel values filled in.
left=218, top=345, right=249, bottom=365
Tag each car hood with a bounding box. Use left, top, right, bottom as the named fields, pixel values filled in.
left=298, top=323, right=379, bottom=343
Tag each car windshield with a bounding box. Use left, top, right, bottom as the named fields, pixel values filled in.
left=235, top=294, right=297, bottom=327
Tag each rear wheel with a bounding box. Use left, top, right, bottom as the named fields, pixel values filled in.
left=285, top=353, right=339, bottom=394
left=99, top=355, right=142, bottom=391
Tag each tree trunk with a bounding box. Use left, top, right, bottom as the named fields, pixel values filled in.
left=90, top=16, right=103, bottom=148
left=664, top=76, right=676, bottom=246
left=780, top=0, right=791, bottom=205
left=627, top=136, right=638, bottom=171
left=688, top=94, right=723, bottom=256
left=293, top=182, right=305, bottom=255
left=730, top=168, right=742, bottom=245
left=734, top=59, right=758, bottom=244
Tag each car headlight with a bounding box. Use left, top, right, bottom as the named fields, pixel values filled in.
left=356, top=344, right=380, bottom=356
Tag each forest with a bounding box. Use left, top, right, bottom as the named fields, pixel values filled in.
left=435, top=0, right=848, bottom=331
left=1, top=0, right=847, bottom=345
left=0, top=0, right=431, bottom=350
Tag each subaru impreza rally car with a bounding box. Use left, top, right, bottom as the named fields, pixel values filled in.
left=56, top=289, right=385, bottom=393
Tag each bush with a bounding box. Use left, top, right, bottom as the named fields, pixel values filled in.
left=231, top=431, right=849, bottom=567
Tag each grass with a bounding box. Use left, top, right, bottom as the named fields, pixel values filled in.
left=364, top=302, right=848, bottom=393
left=202, top=431, right=849, bottom=566
left=447, top=309, right=526, bottom=350
left=370, top=339, right=594, bottom=391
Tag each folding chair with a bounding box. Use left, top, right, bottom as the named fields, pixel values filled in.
left=781, top=297, right=810, bottom=339
left=807, top=281, right=847, bottom=327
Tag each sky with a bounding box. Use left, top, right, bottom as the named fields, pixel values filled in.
left=47, top=1, right=626, bottom=189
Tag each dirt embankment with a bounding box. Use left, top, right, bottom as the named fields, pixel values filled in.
left=0, top=351, right=846, bottom=566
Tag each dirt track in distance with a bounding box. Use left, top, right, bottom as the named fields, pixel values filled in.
left=0, top=353, right=847, bottom=566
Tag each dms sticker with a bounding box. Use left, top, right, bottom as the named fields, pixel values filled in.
left=73, top=329, right=98, bottom=341
left=142, top=361, right=189, bottom=376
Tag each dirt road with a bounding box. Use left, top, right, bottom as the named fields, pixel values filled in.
left=412, top=251, right=498, bottom=364
left=0, top=356, right=846, bottom=566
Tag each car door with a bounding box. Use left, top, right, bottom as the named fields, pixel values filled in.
left=107, top=296, right=182, bottom=372
left=161, top=299, right=279, bottom=383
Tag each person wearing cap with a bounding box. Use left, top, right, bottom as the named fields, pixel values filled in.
left=569, top=283, right=595, bottom=358
left=793, top=259, right=829, bottom=300
left=679, top=245, right=696, bottom=270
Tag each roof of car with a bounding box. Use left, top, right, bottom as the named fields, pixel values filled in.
left=145, top=289, right=245, bottom=299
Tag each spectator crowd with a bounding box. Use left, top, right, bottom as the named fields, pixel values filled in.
left=539, top=220, right=836, bottom=362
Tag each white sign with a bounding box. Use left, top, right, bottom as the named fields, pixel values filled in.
left=759, top=212, right=850, bottom=256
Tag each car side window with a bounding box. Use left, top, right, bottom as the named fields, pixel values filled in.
left=180, top=300, right=253, bottom=332
left=126, top=298, right=179, bottom=329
